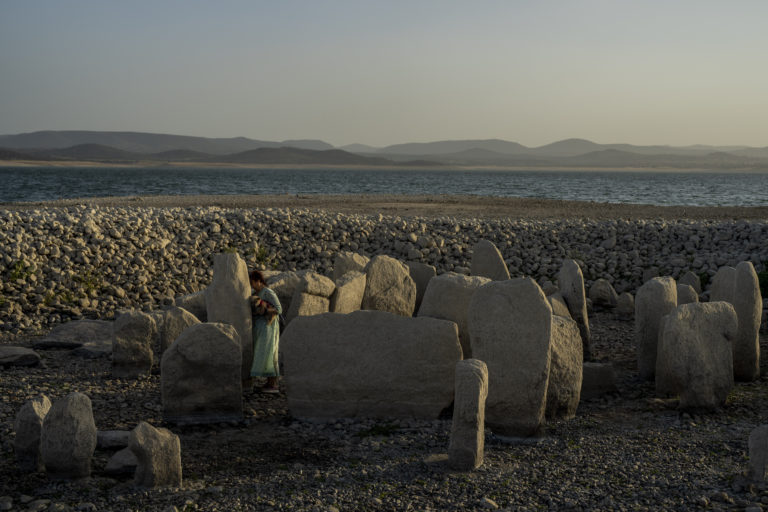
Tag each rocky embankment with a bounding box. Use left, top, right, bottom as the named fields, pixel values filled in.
left=0, top=204, right=766, bottom=337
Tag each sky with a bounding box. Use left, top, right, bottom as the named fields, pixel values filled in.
left=1, top=1, right=768, bottom=148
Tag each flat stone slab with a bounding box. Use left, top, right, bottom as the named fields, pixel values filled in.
left=70, top=339, right=112, bottom=359
left=0, top=346, right=42, bottom=367
left=33, top=319, right=113, bottom=350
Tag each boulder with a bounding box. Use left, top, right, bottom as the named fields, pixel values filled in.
left=282, top=310, right=461, bottom=419
left=540, top=280, right=559, bottom=297
left=33, top=319, right=113, bottom=350
left=362, top=255, right=417, bottom=317
left=616, top=292, right=634, bottom=321
left=97, top=430, right=131, bottom=450
left=161, top=323, right=242, bottom=425
left=0, top=346, right=41, bottom=367
left=407, top=261, right=437, bottom=313
left=448, top=359, right=489, bottom=471
left=546, top=315, right=583, bottom=420
left=266, top=271, right=302, bottom=314
left=468, top=278, right=552, bottom=437
left=70, top=339, right=112, bottom=359
left=558, top=259, right=591, bottom=360
left=655, top=302, right=736, bottom=410
left=286, top=293, right=330, bottom=323
left=676, top=283, right=699, bottom=305
left=581, top=362, right=618, bottom=399
left=548, top=292, right=572, bottom=319
left=205, top=253, right=252, bottom=380
left=112, top=311, right=156, bottom=379
left=589, top=278, right=618, bottom=310
left=635, top=277, right=677, bottom=380
left=298, top=272, right=336, bottom=298
left=41, top=392, right=97, bottom=480
left=104, top=447, right=138, bottom=477
left=470, top=239, right=510, bottom=281
left=678, top=271, right=702, bottom=294
left=333, top=251, right=370, bottom=281
left=709, top=266, right=736, bottom=301
left=417, top=272, right=490, bottom=358
left=330, top=271, right=366, bottom=314
left=174, top=290, right=207, bottom=322
left=129, top=422, right=182, bottom=488
left=749, top=425, right=768, bottom=482
left=14, top=395, right=51, bottom=472
left=157, top=307, right=200, bottom=355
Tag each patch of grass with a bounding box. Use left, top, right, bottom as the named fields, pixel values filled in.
left=43, top=291, right=56, bottom=306
left=222, top=246, right=239, bottom=255
left=355, top=422, right=400, bottom=438
left=73, top=270, right=104, bottom=293
left=8, top=260, right=34, bottom=281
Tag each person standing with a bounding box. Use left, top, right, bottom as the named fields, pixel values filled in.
left=248, top=269, right=282, bottom=393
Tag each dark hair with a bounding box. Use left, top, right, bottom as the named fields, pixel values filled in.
left=249, top=269, right=266, bottom=285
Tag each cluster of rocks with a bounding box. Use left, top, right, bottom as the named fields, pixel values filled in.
left=1, top=205, right=766, bottom=337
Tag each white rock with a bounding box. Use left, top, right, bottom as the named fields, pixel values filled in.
left=362, top=255, right=417, bottom=317
left=330, top=271, right=366, bottom=314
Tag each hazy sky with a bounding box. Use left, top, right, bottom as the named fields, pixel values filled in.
left=2, top=1, right=767, bottom=147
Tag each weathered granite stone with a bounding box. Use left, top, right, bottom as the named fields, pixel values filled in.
left=589, top=278, right=618, bottom=310
left=161, top=323, right=242, bottom=425
left=129, top=422, right=182, bottom=488
left=112, top=311, right=156, bottom=379
left=70, top=339, right=112, bottom=359
left=158, top=307, right=200, bottom=355
left=333, top=251, right=370, bottom=281
left=407, top=261, right=437, bottom=313
left=679, top=271, right=702, bottom=294
left=558, top=259, right=591, bottom=360
left=540, top=280, right=559, bottom=297
left=0, top=346, right=41, bottom=367
left=298, top=272, right=336, bottom=298
left=548, top=292, right=572, bottom=319
left=104, top=447, right=137, bottom=477
left=676, top=283, right=699, bottom=305
left=448, top=359, right=489, bottom=471
left=14, top=395, right=51, bottom=472
left=616, top=292, right=634, bottom=321
left=635, top=276, right=677, bottom=380
left=41, top=392, right=97, bottom=480
left=286, top=292, right=330, bottom=323
left=468, top=278, right=552, bottom=437
left=709, top=266, right=736, bottom=301
left=417, top=272, right=491, bottom=358
left=330, top=271, right=366, bottom=314
left=266, top=271, right=302, bottom=314
left=470, top=239, right=510, bottom=281
left=749, top=425, right=768, bottom=482
left=655, top=302, right=736, bottom=410
left=174, top=290, right=207, bottom=322
left=97, top=430, right=131, bottom=450
left=33, top=319, right=113, bottom=350
left=282, top=310, right=461, bottom=419
left=546, top=315, right=583, bottom=419
left=205, top=253, right=252, bottom=380
left=362, top=255, right=417, bottom=317
left=581, top=362, right=618, bottom=399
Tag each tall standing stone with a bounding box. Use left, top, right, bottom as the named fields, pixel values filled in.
left=546, top=315, right=583, bottom=419
left=161, top=323, right=242, bottom=425
left=362, top=255, right=417, bottom=317
left=14, top=395, right=52, bottom=472
left=749, top=425, right=768, bottom=482
left=41, top=392, right=97, bottom=480
left=112, top=311, right=156, bottom=379
left=205, top=253, right=252, bottom=380
left=448, top=359, right=489, bottom=471
left=468, top=278, right=552, bottom=437
left=558, top=259, right=591, bottom=360
left=130, top=422, right=182, bottom=488
left=407, top=261, right=437, bottom=313
left=470, top=239, right=510, bottom=281
left=635, top=276, right=677, bottom=380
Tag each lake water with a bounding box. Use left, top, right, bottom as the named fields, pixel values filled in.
left=1, top=166, right=767, bottom=207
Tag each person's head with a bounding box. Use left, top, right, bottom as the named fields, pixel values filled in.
left=249, top=269, right=266, bottom=291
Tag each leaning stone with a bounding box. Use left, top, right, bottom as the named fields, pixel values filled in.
left=407, top=261, right=437, bottom=313
left=97, top=430, right=131, bottom=450
left=676, top=283, right=699, bottom=305
left=333, top=251, right=370, bottom=282
left=112, top=311, right=156, bottom=379
left=0, top=346, right=41, bottom=367
left=33, top=319, right=113, bottom=350
left=589, top=278, right=618, bottom=310
left=635, top=277, right=677, bottom=380
left=558, top=259, right=591, bottom=360
left=157, top=307, right=200, bottom=355
left=468, top=278, right=552, bottom=437
left=129, top=422, right=182, bottom=488
left=14, top=395, right=51, bottom=472
left=282, top=310, right=461, bottom=419
left=417, top=272, right=490, bottom=359
left=581, top=363, right=618, bottom=399
left=655, top=302, right=736, bottom=410
left=330, top=271, right=366, bottom=314
left=104, top=447, right=138, bottom=477
left=448, top=359, right=489, bottom=471
left=470, top=239, right=510, bottom=281
left=41, top=392, right=97, bottom=480
left=161, top=323, right=242, bottom=425
left=205, top=253, right=252, bottom=380
left=546, top=315, right=583, bottom=420
left=548, top=292, right=572, bottom=319
left=174, top=290, right=207, bottom=322
left=749, top=425, right=768, bottom=482
left=362, top=255, right=417, bottom=317
left=679, top=271, right=702, bottom=294
left=616, top=292, right=634, bottom=321
left=732, top=262, right=762, bottom=382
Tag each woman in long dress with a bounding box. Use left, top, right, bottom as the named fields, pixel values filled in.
left=248, top=270, right=282, bottom=393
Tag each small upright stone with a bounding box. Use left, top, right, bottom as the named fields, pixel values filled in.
left=158, top=307, right=200, bottom=355
left=330, top=271, right=366, bottom=314
left=333, top=251, right=370, bottom=281
left=14, top=395, right=52, bottom=472
left=558, top=259, right=591, bottom=360
left=407, top=261, right=437, bottom=313
left=546, top=315, right=583, bottom=419
left=548, top=292, right=572, bottom=319
left=448, top=359, right=489, bottom=471
left=112, top=311, right=156, bottom=379
left=676, top=283, right=699, bottom=305
left=129, top=422, right=182, bottom=488
left=616, top=292, right=634, bottom=321
left=470, top=239, right=510, bottom=281
left=285, top=272, right=334, bottom=323
left=362, top=255, right=417, bottom=317
left=678, top=271, right=702, bottom=294
left=41, top=392, right=97, bottom=480
left=589, top=278, right=618, bottom=311
left=174, top=290, right=207, bottom=322
left=749, top=425, right=768, bottom=482
left=635, top=276, right=677, bottom=380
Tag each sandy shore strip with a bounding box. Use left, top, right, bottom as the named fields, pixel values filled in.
left=2, top=193, right=768, bottom=220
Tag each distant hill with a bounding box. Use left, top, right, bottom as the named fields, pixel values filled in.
left=215, top=147, right=393, bottom=165
left=379, top=139, right=530, bottom=156
left=35, top=143, right=142, bottom=161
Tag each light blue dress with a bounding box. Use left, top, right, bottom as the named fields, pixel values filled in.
left=250, top=287, right=282, bottom=378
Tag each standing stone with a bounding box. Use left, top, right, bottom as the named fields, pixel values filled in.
left=174, top=289, right=207, bottom=322
left=267, top=271, right=302, bottom=314
left=286, top=293, right=330, bottom=323
left=417, top=272, right=490, bottom=359
left=635, top=277, right=677, bottom=380
left=581, top=363, right=618, bottom=399
left=333, top=251, right=370, bottom=281
left=407, top=261, right=437, bottom=313
left=299, top=272, right=336, bottom=298
left=158, top=307, right=200, bottom=355
left=282, top=311, right=461, bottom=419
left=448, top=359, right=489, bottom=471
left=112, top=311, right=156, bottom=379
left=470, top=239, right=510, bottom=281
left=709, top=266, right=736, bottom=301
left=105, top=447, right=138, bottom=477
left=679, top=271, right=702, bottom=294
left=41, top=392, right=97, bottom=480
left=161, top=323, right=242, bottom=425
left=362, top=255, right=417, bottom=317
left=468, top=278, right=552, bottom=437
left=548, top=292, right=572, bottom=319
left=749, top=425, right=768, bottom=482
left=129, top=422, right=182, bottom=488
left=330, top=271, right=366, bottom=314
left=558, top=259, right=591, bottom=360
left=588, top=278, right=618, bottom=310
left=546, top=315, right=583, bottom=420
left=676, top=283, right=699, bottom=305
left=14, top=395, right=52, bottom=472
left=205, top=253, right=252, bottom=380
left=655, top=302, right=736, bottom=410
left=616, top=292, right=634, bottom=321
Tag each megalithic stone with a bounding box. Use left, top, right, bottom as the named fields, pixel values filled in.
left=448, top=359, right=489, bottom=471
